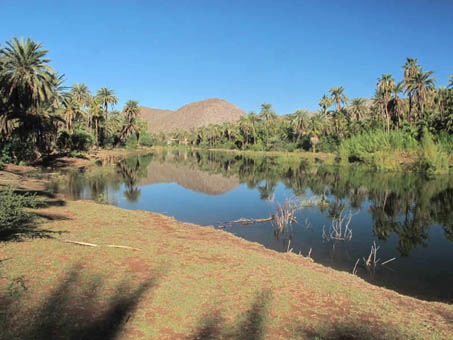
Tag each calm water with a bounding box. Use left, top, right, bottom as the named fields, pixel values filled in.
left=51, top=150, right=453, bottom=303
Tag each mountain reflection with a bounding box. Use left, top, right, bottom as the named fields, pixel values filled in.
left=57, top=149, right=453, bottom=257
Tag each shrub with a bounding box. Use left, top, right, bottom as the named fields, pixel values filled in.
left=338, top=130, right=419, bottom=163
left=139, top=132, right=153, bottom=147
left=247, top=143, right=265, bottom=152
left=415, top=128, right=449, bottom=177
left=436, top=131, right=453, bottom=153
left=57, top=130, right=72, bottom=151
left=71, top=128, right=94, bottom=151
left=285, top=142, right=297, bottom=152
left=0, top=187, right=38, bottom=240
left=0, top=137, right=36, bottom=163
left=317, top=135, right=340, bottom=153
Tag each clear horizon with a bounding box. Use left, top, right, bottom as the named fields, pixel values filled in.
left=2, top=0, right=452, bottom=114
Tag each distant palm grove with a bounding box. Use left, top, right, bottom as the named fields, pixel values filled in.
left=1, top=37, right=452, bottom=173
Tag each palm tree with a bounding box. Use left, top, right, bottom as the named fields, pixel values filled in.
left=258, top=103, right=277, bottom=122
left=292, top=109, right=309, bottom=143
left=119, top=100, right=140, bottom=144
left=96, top=87, right=118, bottom=143
left=329, top=87, right=348, bottom=134
left=349, top=98, right=367, bottom=121
left=96, top=87, right=118, bottom=113
left=59, top=95, right=84, bottom=132
left=1, top=37, right=57, bottom=111
left=377, top=74, right=395, bottom=132
left=329, top=87, right=348, bottom=113
left=405, top=68, right=435, bottom=115
left=89, top=96, right=104, bottom=146
left=448, top=75, right=453, bottom=89
left=402, top=58, right=420, bottom=117
left=247, top=111, right=259, bottom=145
left=308, top=116, right=322, bottom=152
left=319, top=94, right=331, bottom=124
left=70, top=83, right=91, bottom=107
left=388, top=81, right=405, bottom=127
left=238, top=116, right=250, bottom=149
left=259, top=103, right=277, bottom=148
left=0, top=37, right=62, bottom=157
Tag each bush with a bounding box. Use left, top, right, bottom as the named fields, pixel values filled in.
left=57, top=128, right=93, bottom=152
left=415, top=128, right=449, bottom=177
left=436, top=131, right=453, bottom=153
left=71, top=128, right=94, bottom=151
left=247, top=143, right=265, bottom=152
left=285, top=142, right=297, bottom=152
left=338, top=130, right=418, bottom=162
left=0, top=137, right=36, bottom=163
left=317, top=135, right=340, bottom=153
left=0, top=187, right=38, bottom=240
left=139, top=132, right=153, bottom=147
left=57, top=130, right=72, bottom=151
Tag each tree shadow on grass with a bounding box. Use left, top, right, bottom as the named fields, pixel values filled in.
left=293, top=321, right=406, bottom=340
left=188, top=289, right=411, bottom=340
left=12, top=189, right=67, bottom=208
left=0, top=226, right=64, bottom=242
left=188, top=290, right=271, bottom=340
left=0, top=263, right=157, bottom=340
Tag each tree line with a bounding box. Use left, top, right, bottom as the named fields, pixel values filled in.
left=0, top=37, right=149, bottom=163
left=1, top=36, right=452, bottom=166
left=152, top=59, right=453, bottom=160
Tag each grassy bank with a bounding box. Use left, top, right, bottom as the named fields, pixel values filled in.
left=0, top=166, right=452, bottom=340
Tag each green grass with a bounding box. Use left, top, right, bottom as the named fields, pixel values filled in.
left=338, top=130, right=451, bottom=173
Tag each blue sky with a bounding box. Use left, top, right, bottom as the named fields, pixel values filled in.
left=2, top=0, right=452, bottom=114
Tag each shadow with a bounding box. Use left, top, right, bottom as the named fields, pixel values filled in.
left=189, top=310, right=224, bottom=340
left=188, top=290, right=270, bottom=340
left=0, top=264, right=156, bottom=340
left=34, top=212, right=72, bottom=221
left=10, top=189, right=67, bottom=207
left=295, top=321, right=404, bottom=340
left=31, top=152, right=90, bottom=169
left=0, top=226, right=64, bottom=242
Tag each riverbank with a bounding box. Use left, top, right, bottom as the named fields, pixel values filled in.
left=153, top=144, right=453, bottom=173
left=0, top=158, right=452, bottom=339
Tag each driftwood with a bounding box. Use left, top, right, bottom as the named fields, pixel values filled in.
left=226, top=215, right=274, bottom=225
left=58, top=239, right=140, bottom=251
left=225, top=210, right=298, bottom=226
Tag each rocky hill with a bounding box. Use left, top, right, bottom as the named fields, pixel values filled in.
left=140, top=98, right=246, bottom=132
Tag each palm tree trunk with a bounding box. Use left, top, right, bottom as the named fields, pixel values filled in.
left=95, top=119, right=98, bottom=146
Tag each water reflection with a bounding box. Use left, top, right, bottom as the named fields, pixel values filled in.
left=52, top=149, right=453, bottom=302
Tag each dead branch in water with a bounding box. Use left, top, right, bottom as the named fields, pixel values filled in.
left=57, top=239, right=140, bottom=251
left=225, top=215, right=275, bottom=225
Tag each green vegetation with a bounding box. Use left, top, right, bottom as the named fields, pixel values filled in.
left=0, top=37, right=150, bottom=163
left=1, top=36, right=451, bottom=173
left=149, top=58, right=452, bottom=174
left=0, top=187, right=37, bottom=240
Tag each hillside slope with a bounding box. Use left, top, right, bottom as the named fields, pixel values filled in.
left=140, top=98, right=246, bottom=132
